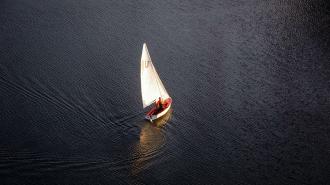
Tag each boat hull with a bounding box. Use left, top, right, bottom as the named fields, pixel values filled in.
left=145, top=98, right=172, bottom=122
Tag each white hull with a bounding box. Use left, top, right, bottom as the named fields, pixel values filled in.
left=145, top=103, right=171, bottom=122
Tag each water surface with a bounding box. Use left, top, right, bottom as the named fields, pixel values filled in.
left=1, top=0, right=329, bottom=184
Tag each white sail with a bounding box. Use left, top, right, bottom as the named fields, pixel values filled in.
left=141, top=43, right=170, bottom=108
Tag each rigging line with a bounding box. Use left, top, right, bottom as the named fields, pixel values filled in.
left=146, top=47, right=163, bottom=99
left=144, top=44, right=163, bottom=101
left=152, top=62, right=164, bottom=98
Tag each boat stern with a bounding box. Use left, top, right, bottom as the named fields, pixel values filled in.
left=145, top=115, right=156, bottom=122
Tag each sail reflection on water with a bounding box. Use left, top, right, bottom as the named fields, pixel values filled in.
left=130, top=109, right=173, bottom=175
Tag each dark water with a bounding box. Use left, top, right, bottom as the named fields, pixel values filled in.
left=1, top=0, right=330, bottom=184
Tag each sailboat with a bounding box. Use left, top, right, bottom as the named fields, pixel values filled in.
left=140, top=43, right=172, bottom=122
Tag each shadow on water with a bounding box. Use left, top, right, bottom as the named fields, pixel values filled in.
left=130, top=109, right=173, bottom=176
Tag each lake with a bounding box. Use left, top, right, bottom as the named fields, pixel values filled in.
left=0, top=0, right=329, bottom=184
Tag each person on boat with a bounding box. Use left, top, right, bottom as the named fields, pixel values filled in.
left=156, top=97, right=163, bottom=111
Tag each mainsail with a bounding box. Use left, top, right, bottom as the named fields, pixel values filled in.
left=141, top=43, right=170, bottom=108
